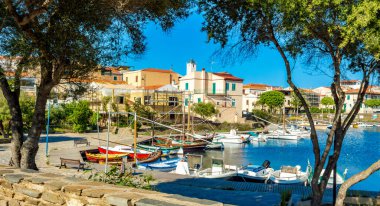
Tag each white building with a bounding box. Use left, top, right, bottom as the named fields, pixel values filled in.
left=179, top=60, right=244, bottom=123
left=242, top=83, right=275, bottom=112
left=344, top=87, right=380, bottom=114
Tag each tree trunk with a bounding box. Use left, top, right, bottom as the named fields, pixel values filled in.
left=336, top=160, right=380, bottom=206
left=8, top=100, right=24, bottom=168
left=20, top=85, right=51, bottom=169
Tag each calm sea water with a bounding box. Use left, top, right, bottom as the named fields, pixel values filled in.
left=194, top=127, right=380, bottom=191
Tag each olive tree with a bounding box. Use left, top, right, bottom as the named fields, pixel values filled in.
left=199, top=0, right=379, bottom=205
left=0, top=0, right=190, bottom=169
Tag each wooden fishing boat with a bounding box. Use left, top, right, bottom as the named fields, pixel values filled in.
left=154, top=137, right=208, bottom=152
left=98, top=146, right=151, bottom=159
left=137, top=144, right=180, bottom=155
left=137, top=151, right=162, bottom=164
left=85, top=151, right=126, bottom=163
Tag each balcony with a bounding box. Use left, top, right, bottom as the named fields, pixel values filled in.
left=207, top=90, right=228, bottom=96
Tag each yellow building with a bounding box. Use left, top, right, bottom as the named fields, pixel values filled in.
left=122, top=68, right=180, bottom=87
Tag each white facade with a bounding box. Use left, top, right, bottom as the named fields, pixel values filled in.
left=344, top=90, right=380, bottom=114
left=179, top=60, right=244, bottom=123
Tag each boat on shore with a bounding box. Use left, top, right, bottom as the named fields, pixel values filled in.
left=154, top=137, right=208, bottom=152
left=85, top=151, right=127, bottom=163
left=98, top=146, right=151, bottom=160
left=137, top=144, right=180, bottom=155
left=139, top=159, right=180, bottom=172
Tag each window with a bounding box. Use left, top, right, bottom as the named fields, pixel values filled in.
left=135, top=76, right=138, bottom=82
left=347, top=95, right=350, bottom=100
left=144, top=96, right=151, bottom=105
left=216, top=101, right=220, bottom=105
left=225, top=83, right=229, bottom=91
left=113, top=76, right=117, bottom=81
left=232, top=83, right=236, bottom=91
left=198, top=98, right=201, bottom=103
left=219, top=113, right=221, bottom=117
left=125, top=77, right=128, bottom=84
left=117, top=96, right=124, bottom=104
left=185, top=98, right=188, bottom=106
left=169, top=97, right=178, bottom=106
left=232, top=99, right=236, bottom=107
left=185, top=83, right=189, bottom=90
left=246, top=100, right=249, bottom=105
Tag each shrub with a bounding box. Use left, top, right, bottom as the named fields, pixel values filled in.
left=88, top=166, right=154, bottom=190
left=66, top=101, right=93, bottom=133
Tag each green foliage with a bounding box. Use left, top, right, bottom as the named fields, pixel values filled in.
left=132, top=101, right=155, bottom=119
left=310, top=107, right=320, bottom=114
left=252, top=109, right=271, bottom=121
left=321, top=97, right=334, bottom=106
left=66, top=101, right=93, bottom=133
left=128, top=115, right=142, bottom=131
left=290, top=92, right=302, bottom=109
left=0, top=93, right=34, bottom=130
left=259, top=91, right=285, bottom=110
left=364, top=99, right=380, bottom=108
left=192, top=102, right=218, bottom=119
left=20, top=94, right=35, bottom=129
left=89, top=165, right=154, bottom=190
left=102, top=97, right=112, bottom=113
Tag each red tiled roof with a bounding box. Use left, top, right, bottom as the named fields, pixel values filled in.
left=212, top=72, right=243, bottom=81
left=243, top=83, right=269, bottom=90
left=142, top=68, right=175, bottom=73
left=345, top=88, right=380, bottom=95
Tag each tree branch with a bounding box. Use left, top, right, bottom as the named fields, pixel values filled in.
left=336, top=160, right=380, bottom=206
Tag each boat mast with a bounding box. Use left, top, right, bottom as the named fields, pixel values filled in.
left=134, top=112, right=137, bottom=163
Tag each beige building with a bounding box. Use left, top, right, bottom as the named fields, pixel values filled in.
left=122, top=68, right=180, bottom=88
left=179, top=60, right=244, bottom=123
left=242, top=83, right=281, bottom=112
left=344, top=87, right=380, bottom=114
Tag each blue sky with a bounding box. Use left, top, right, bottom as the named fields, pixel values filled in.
left=121, top=14, right=358, bottom=88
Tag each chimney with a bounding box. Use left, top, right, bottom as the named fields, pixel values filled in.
left=186, top=59, right=196, bottom=74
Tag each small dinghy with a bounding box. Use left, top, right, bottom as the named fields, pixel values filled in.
left=267, top=164, right=311, bottom=184
left=138, top=159, right=180, bottom=172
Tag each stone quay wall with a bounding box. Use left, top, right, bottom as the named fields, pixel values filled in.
left=0, top=165, right=221, bottom=206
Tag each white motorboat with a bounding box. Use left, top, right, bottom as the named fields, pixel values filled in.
left=356, top=122, right=374, bottom=127
left=212, top=136, right=244, bottom=144
left=175, top=156, right=236, bottom=179
left=236, top=160, right=273, bottom=181
left=265, top=131, right=298, bottom=140
left=320, top=168, right=348, bottom=186
left=206, top=142, right=224, bottom=149
left=248, top=132, right=267, bottom=142
left=267, top=165, right=311, bottom=184
left=213, top=129, right=249, bottom=144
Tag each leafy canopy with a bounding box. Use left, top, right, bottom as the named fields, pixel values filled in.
left=364, top=99, right=380, bottom=108
left=321, top=97, right=334, bottom=106
left=192, top=102, right=218, bottom=118
left=259, top=91, right=285, bottom=109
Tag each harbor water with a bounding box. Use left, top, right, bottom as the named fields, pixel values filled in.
left=195, top=127, right=380, bottom=191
